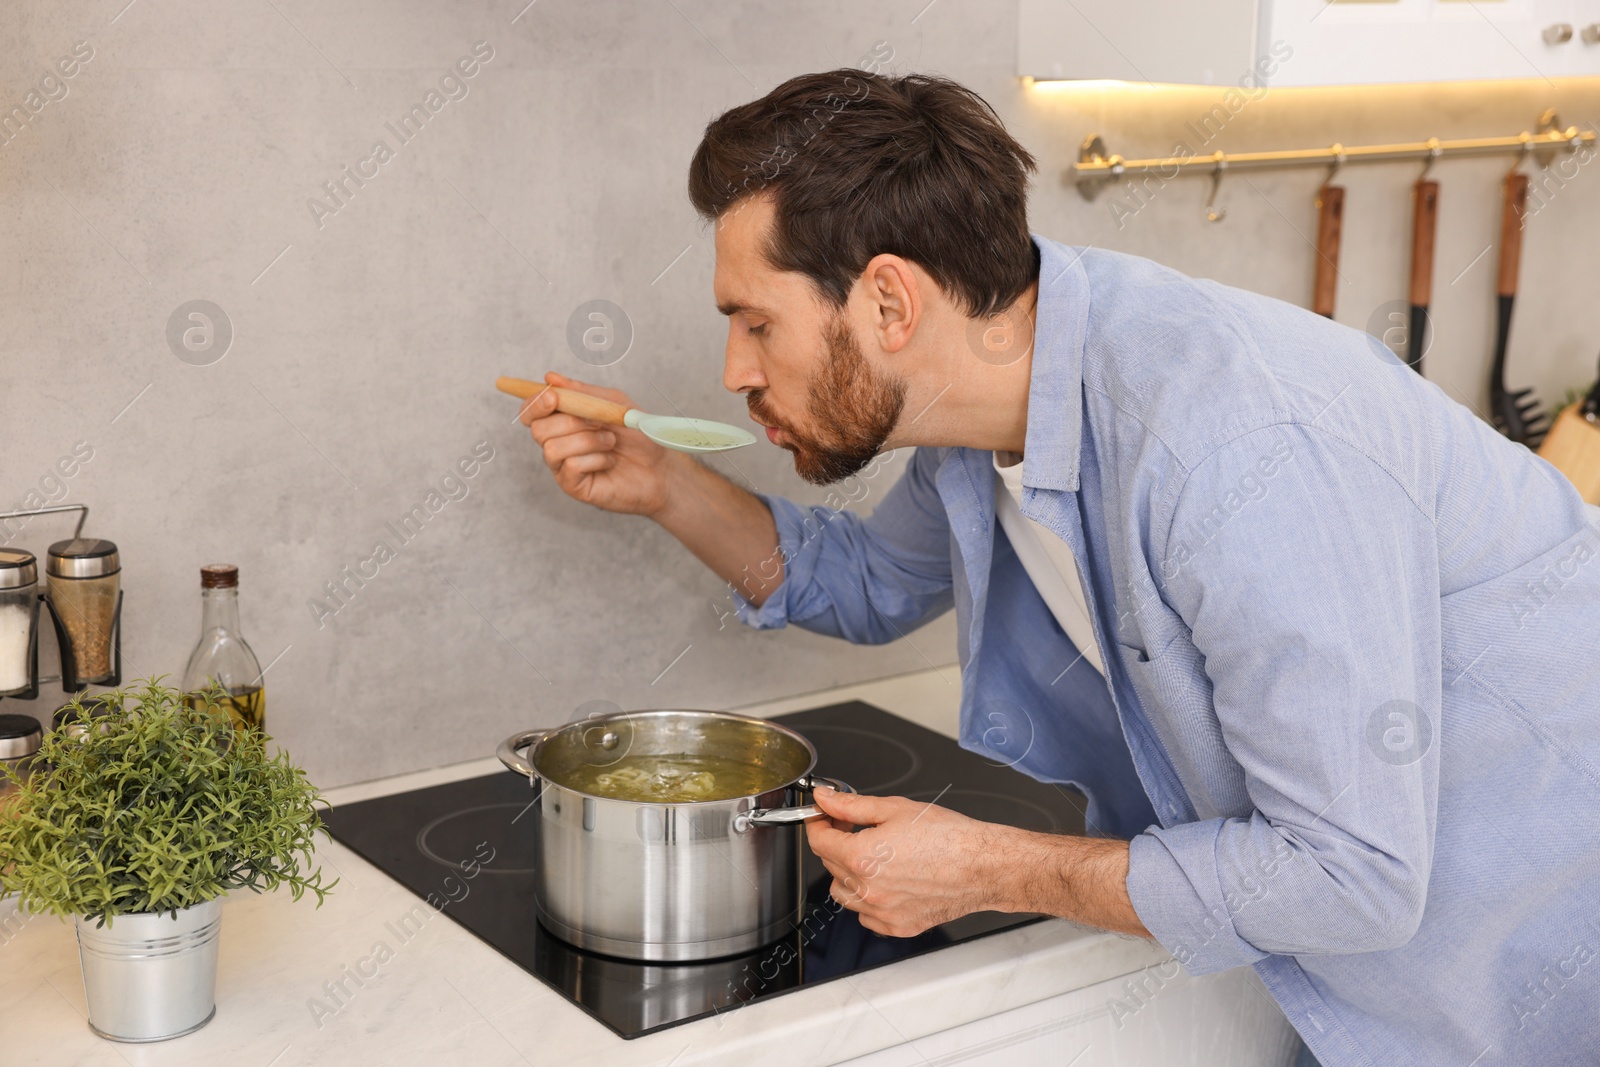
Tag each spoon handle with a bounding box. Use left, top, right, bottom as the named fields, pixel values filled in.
left=496, top=376, right=633, bottom=426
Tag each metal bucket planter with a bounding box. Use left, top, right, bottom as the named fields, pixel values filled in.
left=74, top=897, right=222, bottom=1041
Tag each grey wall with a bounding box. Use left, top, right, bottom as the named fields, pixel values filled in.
left=3, top=2, right=1595, bottom=787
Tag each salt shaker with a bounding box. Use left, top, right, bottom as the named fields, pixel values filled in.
left=0, top=549, right=40, bottom=698
left=45, top=538, right=121, bottom=687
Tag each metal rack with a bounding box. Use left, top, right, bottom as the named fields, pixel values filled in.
left=0, top=503, right=89, bottom=540
left=0, top=503, right=122, bottom=696
left=1072, top=109, right=1596, bottom=202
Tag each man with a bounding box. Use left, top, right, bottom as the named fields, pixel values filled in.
left=520, top=70, right=1600, bottom=1066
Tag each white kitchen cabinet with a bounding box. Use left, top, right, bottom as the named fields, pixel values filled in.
left=1016, top=0, right=1264, bottom=86
left=1018, top=0, right=1600, bottom=86
left=831, top=964, right=1300, bottom=1067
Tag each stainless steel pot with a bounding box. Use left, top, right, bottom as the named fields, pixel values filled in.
left=496, top=709, right=851, bottom=962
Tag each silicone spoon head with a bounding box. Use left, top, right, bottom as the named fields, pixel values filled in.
left=628, top=412, right=756, bottom=453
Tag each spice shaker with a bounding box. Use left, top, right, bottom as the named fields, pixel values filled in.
left=0, top=549, right=40, bottom=698
left=52, top=694, right=114, bottom=741
left=0, top=713, right=42, bottom=802
left=45, top=538, right=122, bottom=688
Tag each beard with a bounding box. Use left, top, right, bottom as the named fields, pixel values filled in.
left=747, top=314, right=906, bottom=486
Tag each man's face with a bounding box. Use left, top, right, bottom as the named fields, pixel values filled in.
left=714, top=196, right=905, bottom=486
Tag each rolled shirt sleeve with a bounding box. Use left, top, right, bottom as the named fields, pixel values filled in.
left=1124, top=425, right=1441, bottom=974
left=733, top=447, right=956, bottom=644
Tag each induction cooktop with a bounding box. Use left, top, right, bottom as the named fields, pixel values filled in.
left=320, top=701, right=1089, bottom=1040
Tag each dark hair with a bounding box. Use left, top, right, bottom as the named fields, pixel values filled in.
left=688, top=70, right=1038, bottom=318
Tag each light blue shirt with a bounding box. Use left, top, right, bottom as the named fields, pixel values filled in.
left=736, top=237, right=1600, bottom=1066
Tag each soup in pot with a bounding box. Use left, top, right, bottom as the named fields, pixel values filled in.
left=552, top=753, right=788, bottom=803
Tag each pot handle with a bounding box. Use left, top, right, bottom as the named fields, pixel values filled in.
left=732, top=774, right=854, bottom=832
left=496, top=728, right=550, bottom=781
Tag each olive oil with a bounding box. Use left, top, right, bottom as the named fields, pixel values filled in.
left=553, top=754, right=784, bottom=803
left=185, top=686, right=265, bottom=731
left=180, top=564, right=267, bottom=732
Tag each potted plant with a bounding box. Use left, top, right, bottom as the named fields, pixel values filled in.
left=0, top=679, right=334, bottom=1042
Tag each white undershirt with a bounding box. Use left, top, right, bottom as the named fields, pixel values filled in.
left=992, top=451, right=1106, bottom=678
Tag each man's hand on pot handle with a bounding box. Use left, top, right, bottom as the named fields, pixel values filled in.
left=804, top=787, right=1007, bottom=938
left=805, top=786, right=1153, bottom=940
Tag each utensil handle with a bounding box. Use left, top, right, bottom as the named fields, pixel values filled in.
left=496, top=728, right=551, bottom=781
left=1408, top=180, right=1439, bottom=309
left=732, top=775, right=855, bottom=832
left=1497, top=173, right=1529, bottom=299
left=1312, top=184, right=1344, bottom=319
left=495, top=377, right=634, bottom=427
left=1407, top=304, right=1429, bottom=375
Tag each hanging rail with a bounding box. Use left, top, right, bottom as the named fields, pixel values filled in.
left=1072, top=110, right=1595, bottom=201
left=0, top=503, right=89, bottom=539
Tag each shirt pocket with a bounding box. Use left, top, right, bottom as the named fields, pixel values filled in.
left=1115, top=638, right=1245, bottom=821
left=1115, top=637, right=1205, bottom=733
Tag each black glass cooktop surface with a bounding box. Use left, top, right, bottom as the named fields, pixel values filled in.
left=321, top=701, right=1088, bottom=1040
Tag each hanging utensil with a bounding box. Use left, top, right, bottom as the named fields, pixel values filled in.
left=496, top=376, right=756, bottom=454
left=1204, top=155, right=1228, bottom=223
left=1406, top=177, right=1439, bottom=374
left=1312, top=163, right=1345, bottom=319
left=1535, top=354, right=1600, bottom=504
left=1488, top=172, right=1549, bottom=446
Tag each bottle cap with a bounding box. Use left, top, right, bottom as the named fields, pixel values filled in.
left=46, top=539, right=120, bottom=579
left=0, top=548, right=37, bottom=589
left=200, top=564, right=239, bottom=589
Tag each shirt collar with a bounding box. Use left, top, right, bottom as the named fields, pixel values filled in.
left=1020, top=236, right=1091, bottom=493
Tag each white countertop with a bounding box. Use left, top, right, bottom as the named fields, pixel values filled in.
left=0, top=668, right=1170, bottom=1067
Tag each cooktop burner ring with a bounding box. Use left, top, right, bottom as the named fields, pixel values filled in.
left=794, top=724, right=922, bottom=794
left=416, top=801, right=541, bottom=875
left=903, top=787, right=1066, bottom=835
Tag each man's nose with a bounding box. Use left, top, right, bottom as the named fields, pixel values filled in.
left=723, top=331, right=765, bottom=395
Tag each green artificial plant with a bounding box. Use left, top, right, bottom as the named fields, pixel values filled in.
left=0, top=678, right=335, bottom=924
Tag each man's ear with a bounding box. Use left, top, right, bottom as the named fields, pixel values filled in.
left=863, top=254, right=920, bottom=354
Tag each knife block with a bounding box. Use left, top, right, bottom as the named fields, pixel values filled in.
left=1538, top=404, right=1600, bottom=505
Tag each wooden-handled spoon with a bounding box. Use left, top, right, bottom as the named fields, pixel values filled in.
left=496, top=376, right=756, bottom=453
